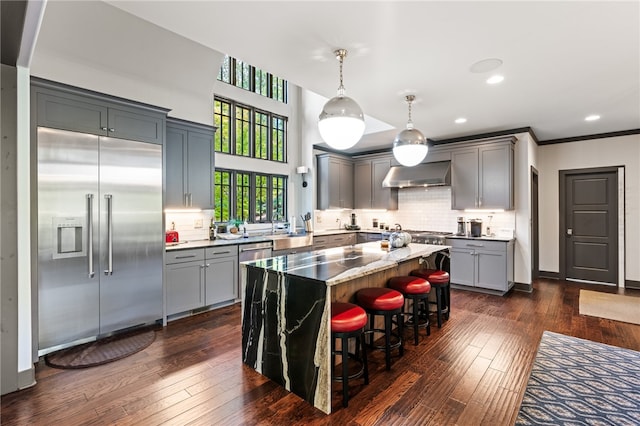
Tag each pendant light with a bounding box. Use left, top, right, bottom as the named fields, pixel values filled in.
left=318, top=49, right=365, bottom=150
left=393, top=95, right=428, bottom=167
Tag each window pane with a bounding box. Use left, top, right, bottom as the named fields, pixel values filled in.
left=236, top=173, right=250, bottom=222
left=271, top=115, right=286, bottom=162
left=217, top=55, right=231, bottom=84
left=272, top=176, right=286, bottom=222
left=254, top=69, right=268, bottom=97
left=254, top=111, right=269, bottom=160
left=214, top=170, right=231, bottom=222
left=255, top=174, right=269, bottom=222
left=214, top=99, right=232, bottom=153
left=235, top=106, right=251, bottom=156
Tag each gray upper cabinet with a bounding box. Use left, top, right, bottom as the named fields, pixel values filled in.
left=317, top=154, right=354, bottom=209
left=33, top=79, right=166, bottom=145
left=451, top=137, right=515, bottom=210
left=354, top=157, right=398, bottom=210
left=166, top=119, right=215, bottom=209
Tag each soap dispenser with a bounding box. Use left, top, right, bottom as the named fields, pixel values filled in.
left=243, top=220, right=249, bottom=238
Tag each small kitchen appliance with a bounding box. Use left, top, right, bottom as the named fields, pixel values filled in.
left=470, top=219, right=483, bottom=237
left=166, top=222, right=179, bottom=243
left=456, top=217, right=466, bottom=236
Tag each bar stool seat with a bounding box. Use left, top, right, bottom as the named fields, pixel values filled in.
left=410, top=268, right=450, bottom=328
left=356, top=287, right=404, bottom=370
left=331, top=302, right=369, bottom=407
left=388, top=276, right=431, bottom=345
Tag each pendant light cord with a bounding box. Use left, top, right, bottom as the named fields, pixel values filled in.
left=406, top=94, right=415, bottom=130
left=336, top=49, right=347, bottom=96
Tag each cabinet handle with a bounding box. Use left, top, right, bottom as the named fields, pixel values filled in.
left=100, top=127, right=107, bottom=131
left=205, top=263, right=210, bottom=267
left=210, top=251, right=231, bottom=255
left=108, top=128, right=115, bottom=132
left=466, top=243, right=485, bottom=247
left=175, top=254, right=197, bottom=259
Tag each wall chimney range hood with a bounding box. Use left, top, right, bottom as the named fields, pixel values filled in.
left=382, top=161, right=451, bottom=188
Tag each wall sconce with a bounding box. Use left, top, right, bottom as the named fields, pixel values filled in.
left=296, top=166, right=309, bottom=187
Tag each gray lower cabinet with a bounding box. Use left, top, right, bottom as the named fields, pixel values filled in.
left=166, top=249, right=205, bottom=315
left=204, top=246, right=238, bottom=305
left=450, top=137, right=515, bottom=210
left=166, top=119, right=215, bottom=209
left=317, top=154, right=354, bottom=209
left=447, top=238, right=514, bottom=294
left=166, top=246, right=238, bottom=316
left=33, top=79, right=165, bottom=144
left=357, top=232, right=384, bottom=244
left=313, top=233, right=357, bottom=250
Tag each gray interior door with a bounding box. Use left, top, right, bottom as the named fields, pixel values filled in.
left=563, top=169, right=618, bottom=284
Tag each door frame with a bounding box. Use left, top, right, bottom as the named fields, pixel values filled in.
left=558, top=166, right=621, bottom=283
left=531, top=166, right=539, bottom=280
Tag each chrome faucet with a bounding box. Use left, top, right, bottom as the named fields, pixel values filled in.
left=395, top=224, right=402, bottom=231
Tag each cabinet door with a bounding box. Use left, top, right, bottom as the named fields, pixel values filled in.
left=451, top=149, right=479, bottom=210
left=339, top=160, right=354, bottom=208
left=107, top=108, right=164, bottom=144
left=166, top=260, right=204, bottom=315
left=479, top=144, right=513, bottom=209
left=449, top=248, right=475, bottom=286
left=476, top=250, right=507, bottom=291
left=37, top=92, right=108, bottom=135
left=205, top=256, right=238, bottom=305
left=354, top=161, right=372, bottom=208
left=186, top=130, right=215, bottom=209
left=165, top=127, right=187, bottom=208
left=372, top=158, right=397, bottom=210
left=328, top=158, right=342, bottom=208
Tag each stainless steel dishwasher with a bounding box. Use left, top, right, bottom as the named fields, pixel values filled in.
left=238, top=241, right=273, bottom=263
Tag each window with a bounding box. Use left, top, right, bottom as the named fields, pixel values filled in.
left=235, top=105, right=251, bottom=157
left=217, top=55, right=288, bottom=103
left=213, top=97, right=287, bottom=162
left=214, top=169, right=287, bottom=223
left=214, top=99, right=232, bottom=154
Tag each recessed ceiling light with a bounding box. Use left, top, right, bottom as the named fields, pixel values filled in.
left=469, top=58, right=503, bottom=73
left=585, top=114, right=601, bottom=121
left=455, top=118, right=467, bottom=124
left=486, top=75, right=504, bottom=85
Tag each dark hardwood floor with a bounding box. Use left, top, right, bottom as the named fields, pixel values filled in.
left=2, top=279, right=640, bottom=425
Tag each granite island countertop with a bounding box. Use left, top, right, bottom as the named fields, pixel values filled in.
left=243, top=241, right=449, bottom=286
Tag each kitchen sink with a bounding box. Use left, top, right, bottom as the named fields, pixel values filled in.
left=267, top=233, right=313, bottom=251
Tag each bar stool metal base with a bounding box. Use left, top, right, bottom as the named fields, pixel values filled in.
left=363, top=307, right=404, bottom=371
left=331, top=328, right=368, bottom=407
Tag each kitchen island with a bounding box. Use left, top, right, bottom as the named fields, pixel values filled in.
left=240, top=242, right=448, bottom=414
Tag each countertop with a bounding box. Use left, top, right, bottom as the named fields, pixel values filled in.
left=165, top=235, right=273, bottom=251
left=242, top=241, right=449, bottom=286
left=445, top=235, right=515, bottom=242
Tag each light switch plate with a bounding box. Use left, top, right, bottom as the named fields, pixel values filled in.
left=194, top=219, right=203, bottom=228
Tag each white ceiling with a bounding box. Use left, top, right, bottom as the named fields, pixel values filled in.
left=48, top=1, right=640, bottom=153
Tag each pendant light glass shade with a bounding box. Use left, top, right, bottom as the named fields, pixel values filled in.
left=318, top=49, right=365, bottom=150
left=393, top=95, right=428, bottom=167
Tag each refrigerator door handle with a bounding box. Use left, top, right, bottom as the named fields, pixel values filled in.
left=87, top=194, right=94, bottom=277
left=104, top=194, right=113, bottom=275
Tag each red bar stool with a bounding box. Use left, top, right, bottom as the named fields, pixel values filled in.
left=331, top=302, right=369, bottom=407
left=388, top=276, right=431, bottom=345
left=356, top=287, right=405, bottom=371
left=410, top=269, right=450, bottom=328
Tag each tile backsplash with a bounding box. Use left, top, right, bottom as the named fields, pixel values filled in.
left=314, top=186, right=515, bottom=235
left=165, top=210, right=213, bottom=242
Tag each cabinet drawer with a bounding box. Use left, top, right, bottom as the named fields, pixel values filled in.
left=447, top=239, right=506, bottom=252
left=205, top=245, right=238, bottom=260
left=166, top=249, right=204, bottom=264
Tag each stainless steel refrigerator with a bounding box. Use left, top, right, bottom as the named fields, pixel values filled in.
left=37, top=127, right=163, bottom=354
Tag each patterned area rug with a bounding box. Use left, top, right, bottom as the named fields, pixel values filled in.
left=516, top=331, right=640, bottom=425
left=45, top=328, right=156, bottom=369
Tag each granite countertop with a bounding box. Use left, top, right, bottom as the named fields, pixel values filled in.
left=446, top=235, right=515, bottom=242
left=243, top=241, right=449, bottom=286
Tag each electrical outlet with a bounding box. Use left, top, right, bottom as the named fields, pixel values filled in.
left=316, top=215, right=322, bottom=224
left=194, top=219, right=203, bottom=229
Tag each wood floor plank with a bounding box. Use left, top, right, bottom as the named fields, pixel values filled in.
left=3, top=279, right=640, bottom=426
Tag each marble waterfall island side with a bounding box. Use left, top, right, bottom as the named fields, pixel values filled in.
left=240, top=242, right=449, bottom=414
